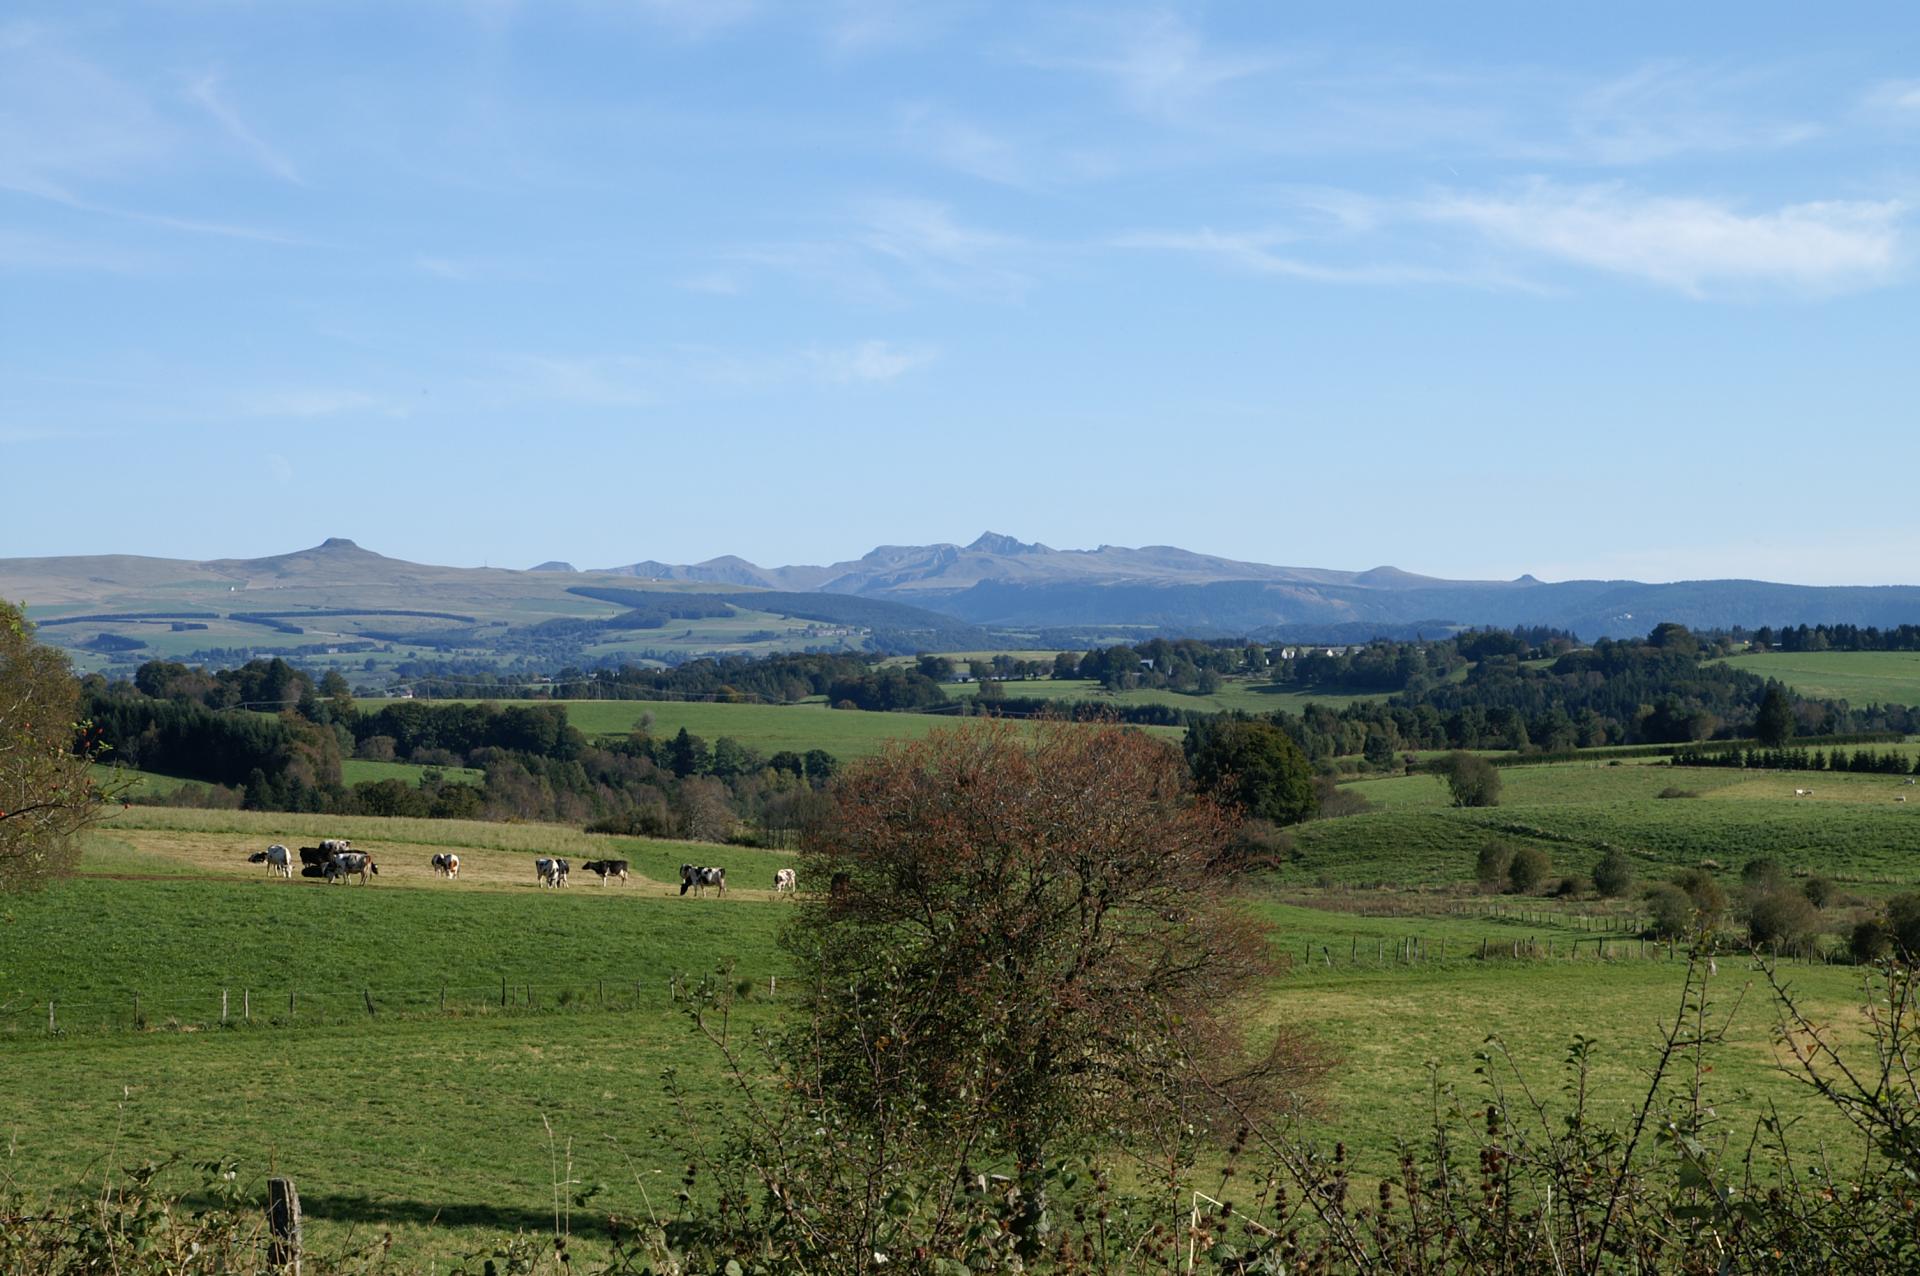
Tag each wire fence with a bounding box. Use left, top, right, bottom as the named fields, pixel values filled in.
left=0, top=969, right=785, bottom=1038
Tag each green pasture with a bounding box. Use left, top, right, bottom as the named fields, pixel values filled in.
left=0, top=813, right=1891, bottom=1265
left=1308, top=761, right=1920, bottom=888
left=945, top=675, right=1389, bottom=715
left=339, top=758, right=485, bottom=787
left=360, top=696, right=1184, bottom=758
left=1719, top=650, right=1920, bottom=707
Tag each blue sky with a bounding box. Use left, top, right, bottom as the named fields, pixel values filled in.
left=3, top=2, right=1918, bottom=583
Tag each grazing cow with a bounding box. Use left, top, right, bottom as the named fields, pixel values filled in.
left=263, top=844, right=291, bottom=878
left=581, top=859, right=629, bottom=885
left=1793, top=788, right=1813, bottom=798
left=535, top=857, right=571, bottom=888
left=679, top=864, right=726, bottom=897
left=773, top=868, right=796, bottom=893
left=431, top=853, right=460, bottom=879
left=324, top=851, right=376, bottom=884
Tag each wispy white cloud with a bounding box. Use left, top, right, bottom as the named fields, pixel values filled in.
left=823, top=0, right=962, bottom=54
left=896, top=104, right=1029, bottom=186
left=185, top=73, right=306, bottom=186
left=1112, top=225, right=1523, bottom=289
left=1425, top=181, right=1905, bottom=294
left=1029, top=10, right=1278, bottom=120
left=854, top=196, right=1028, bottom=294
left=0, top=21, right=175, bottom=197
left=807, top=339, right=935, bottom=382
left=1864, top=79, right=1920, bottom=118
left=1557, top=62, right=1820, bottom=166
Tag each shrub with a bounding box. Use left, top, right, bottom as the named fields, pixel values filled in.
left=1474, top=840, right=1515, bottom=893
left=1672, top=867, right=1729, bottom=924
left=1311, top=775, right=1373, bottom=820
left=1853, top=917, right=1895, bottom=963
left=1552, top=873, right=1591, bottom=898
left=1436, top=751, right=1501, bottom=808
left=1507, top=846, right=1552, bottom=894
left=1592, top=847, right=1634, bottom=897
left=1747, top=889, right=1820, bottom=950
left=1741, top=856, right=1786, bottom=891
left=1645, top=883, right=1694, bottom=939
left=1223, top=819, right=1296, bottom=871
left=1802, top=876, right=1834, bottom=908
left=1888, top=893, right=1920, bottom=957
left=1656, top=786, right=1698, bottom=799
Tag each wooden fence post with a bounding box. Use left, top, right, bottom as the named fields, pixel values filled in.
left=363, top=989, right=375, bottom=1017
left=289, top=989, right=296, bottom=1018
left=268, top=1176, right=302, bottom=1274
left=48, top=1001, right=55, bottom=1033
left=221, top=988, right=229, bottom=1025
left=244, top=988, right=251, bottom=1021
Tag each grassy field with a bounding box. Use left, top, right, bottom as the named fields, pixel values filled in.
left=1307, top=761, right=1920, bottom=888
left=944, top=675, right=1389, bottom=715
left=1719, top=649, right=1920, bottom=706
left=361, top=696, right=1185, bottom=757
left=339, top=758, right=485, bottom=787
left=8, top=766, right=1906, bottom=1265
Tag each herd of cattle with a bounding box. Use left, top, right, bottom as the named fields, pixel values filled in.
left=243, top=840, right=793, bottom=896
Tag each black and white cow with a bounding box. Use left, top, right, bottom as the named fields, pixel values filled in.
left=323, top=851, right=377, bottom=884
left=535, top=857, right=570, bottom=888
left=319, top=838, right=352, bottom=855
left=679, top=864, right=726, bottom=897
left=581, top=859, right=629, bottom=885
left=773, top=868, right=796, bottom=893
left=431, top=853, right=460, bottom=879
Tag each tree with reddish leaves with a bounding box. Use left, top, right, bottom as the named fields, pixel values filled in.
left=787, top=719, right=1330, bottom=1257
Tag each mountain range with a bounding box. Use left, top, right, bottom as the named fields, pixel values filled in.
left=9, top=534, right=1920, bottom=659
left=599, top=532, right=1920, bottom=639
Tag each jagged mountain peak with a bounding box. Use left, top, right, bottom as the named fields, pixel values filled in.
left=967, top=531, right=1049, bottom=556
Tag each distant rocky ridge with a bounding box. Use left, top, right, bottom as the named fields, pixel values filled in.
left=8, top=533, right=1920, bottom=643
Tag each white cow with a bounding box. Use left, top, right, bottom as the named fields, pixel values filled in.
left=248, top=844, right=292, bottom=878
left=1793, top=788, right=1813, bottom=798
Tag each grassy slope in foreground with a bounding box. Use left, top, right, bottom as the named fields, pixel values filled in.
left=0, top=814, right=1882, bottom=1264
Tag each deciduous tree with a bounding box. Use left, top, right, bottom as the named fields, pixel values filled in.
left=1, top=603, right=116, bottom=891
left=1183, top=717, right=1317, bottom=825
left=791, top=720, right=1330, bottom=1256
